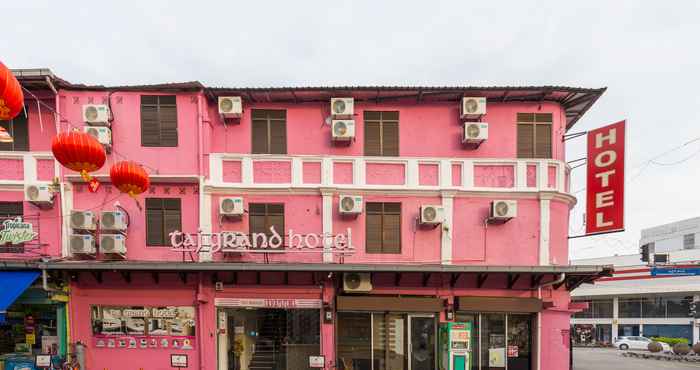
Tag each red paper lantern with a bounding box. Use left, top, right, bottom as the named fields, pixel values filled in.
left=0, top=61, right=24, bottom=120
left=110, top=161, right=150, bottom=197
left=51, top=131, right=106, bottom=181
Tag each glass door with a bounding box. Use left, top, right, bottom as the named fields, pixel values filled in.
left=408, top=315, right=436, bottom=370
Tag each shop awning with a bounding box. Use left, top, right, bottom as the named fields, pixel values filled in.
left=0, top=271, right=39, bottom=323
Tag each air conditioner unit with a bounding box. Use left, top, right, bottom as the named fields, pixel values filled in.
left=100, top=234, right=127, bottom=254
left=82, top=104, right=110, bottom=126
left=420, top=205, right=445, bottom=226
left=83, top=126, right=112, bottom=148
left=490, top=200, right=517, bottom=221
left=460, top=97, right=486, bottom=119
left=462, top=122, right=488, bottom=144
left=218, top=96, right=242, bottom=118
left=70, top=234, right=96, bottom=255
left=339, top=195, right=363, bottom=215
left=220, top=197, right=244, bottom=217
left=343, top=272, right=372, bottom=293
left=331, top=98, right=354, bottom=117
left=25, top=183, right=53, bottom=207
left=331, top=120, right=355, bottom=141
left=100, top=211, right=128, bottom=231
left=70, top=210, right=97, bottom=231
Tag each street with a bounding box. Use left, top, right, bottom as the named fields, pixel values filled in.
left=573, top=347, right=700, bottom=370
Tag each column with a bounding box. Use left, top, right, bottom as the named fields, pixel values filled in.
left=612, top=297, right=619, bottom=341
left=441, top=191, right=455, bottom=264
left=539, top=194, right=552, bottom=266
left=694, top=295, right=700, bottom=344
left=322, top=190, right=333, bottom=263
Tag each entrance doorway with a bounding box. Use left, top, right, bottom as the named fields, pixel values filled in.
left=337, top=312, right=437, bottom=370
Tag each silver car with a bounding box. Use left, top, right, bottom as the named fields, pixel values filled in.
left=614, top=336, right=671, bottom=352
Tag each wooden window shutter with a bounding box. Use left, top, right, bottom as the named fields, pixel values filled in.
left=382, top=203, right=401, bottom=253
left=382, top=120, right=399, bottom=156
left=249, top=203, right=267, bottom=235
left=145, top=198, right=164, bottom=246
left=517, top=124, right=534, bottom=158
left=159, top=96, right=178, bottom=147
left=365, top=203, right=383, bottom=253
left=269, top=117, right=287, bottom=154
left=141, top=96, right=161, bottom=147
left=251, top=116, right=269, bottom=154
left=364, top=112, right=382, bottom=156
left=534, top=124, right=552, bottom=158
left=163, top=198, right=182, bottom=244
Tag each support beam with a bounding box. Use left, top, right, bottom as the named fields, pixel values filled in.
left=477, top=273, right=488, bottom=288
left=120, top=271, right=131, bottom=284
left=530, top=274, right=544, bottom=288
left=283, top=271, right=289, bottom=285
left=256, top=271, right=261, bottom=285
left=507, top=273, right=521, bottom=289
left=91, top=271, right=102, bottom=284
left=179, top=272, right=187, bottom=284
left=450, top=273, right=460, bottom=288
left=395, top=272, right=402, bottom=286
left=422, top=272, right=431, bottom=287
left=211, top=272, right=219, bottom=284
left=152, top=272, right=159, bottom=284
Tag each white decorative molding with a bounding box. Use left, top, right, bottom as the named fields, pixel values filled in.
left=322, top=192, right=333, bottom=263
left=441, top=192, right=455, bottom=264
left=539, top=197, right=551, bottom=266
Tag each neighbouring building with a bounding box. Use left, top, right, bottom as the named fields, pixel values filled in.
left=571, top=217, right=700, bottom=346
left=0, top=68, right=610, bottom=370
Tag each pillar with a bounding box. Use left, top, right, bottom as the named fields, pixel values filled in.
left=612, top=297, right=619, bottom=341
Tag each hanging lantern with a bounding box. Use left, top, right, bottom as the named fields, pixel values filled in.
left=51, top=131, right=106, bottom=181
left=110, top=161, right=150, bottom=198
left=0, top=61, right=24, bottom=121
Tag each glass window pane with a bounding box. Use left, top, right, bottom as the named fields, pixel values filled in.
left=618, top=299, right=642, bottom=318
left=481, top=313, right=506, bottom=370
left=337, top=312, right=372, bottom=370
left=666, top=297, right=691, bottom=318
left=641, top=297, right=665, bottom=318
left=507, top=314, right=532, bottom=370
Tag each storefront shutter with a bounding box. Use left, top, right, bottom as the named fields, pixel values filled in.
left=517, top=124, right=534, bottom=158
left=364, top=118, right=381, bottom=156
left=145, top=198, right=164, bottom=245
left=534, top=123, right=552, bottom=158
left=158, top=96, right=178, bottom=147
left=140, top=96, right=161, bottom=146
left=365, top=203, right=383, bottom=253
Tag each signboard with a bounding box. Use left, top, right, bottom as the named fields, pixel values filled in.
left=169, top=226, right=354, bottom=255
left=309, top=356, right=325, bottom=368
left=35, top=354, right=51, bottom=368
left=651, top=267, right=700, bottom=276
left=171, top=354, right=188, bottom=368
left=0, top=216, right=37, bottom=253
left=586, top=120, right=625, bottom=235
left=214, top=298, right=322, bottom=309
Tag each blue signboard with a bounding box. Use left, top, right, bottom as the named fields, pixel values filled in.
left=651, top=267, right=700, bottom=276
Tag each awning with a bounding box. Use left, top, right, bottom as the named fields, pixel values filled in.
left=0, top=271, right=39, bottom=323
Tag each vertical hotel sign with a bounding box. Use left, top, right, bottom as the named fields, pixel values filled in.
left=586, top=120, right=625, bottom=234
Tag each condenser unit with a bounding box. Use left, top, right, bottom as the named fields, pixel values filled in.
left=83, top=126, right=112, bottom=150
left=100, top=234, right=127, bottom=254
left=330, top=98, right=354, bottom=117
left=25, top=183, right=53, bottom=207
left=220, top=197, right=244, bottom=217
left=462, top=122, right=488, bottom=144
left=339, top=195, right=363, bottom=215
left=82, top=104, right=110, bottom=126
left=460, top=97, right=486, bottom=119
left=100, top=210, right=128, bottom=231
left=419, top=205, right=445, bottom=226
left=70, top=234, right=96, bottom=255
left=331, top=120, right=355, bottom=141
left=70, top=210, right=97, bottom=231
left=343, top=273, right=372, bottom=293
left=489, top=200, right=517, bottom=222
left=218, top=96, right=242, bottom=118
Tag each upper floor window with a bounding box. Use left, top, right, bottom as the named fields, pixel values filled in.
left=0, top=108, right=29, bottom=151
left=141, top=95, right=178, bottom=147
left=517, top=113, right=552, bottom=158
left=252, top=110, right=286, bottom=154
left=0, top=201, right=23, bottom=218
left=249, top=203, right=285, bottom=242
left=684, top=233, right=695, bottom=249
left=364, top=111, right=399, bottom=156
left=366, top=202, right=401, bottom=254
left=145, top=198, right=181, bottom=246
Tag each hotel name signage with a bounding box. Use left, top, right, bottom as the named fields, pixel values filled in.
left=169, top=226, right=354, bottom=255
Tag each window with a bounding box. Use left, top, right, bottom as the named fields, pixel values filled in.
left=145, top=198, right=181, bottom=246
left=141, top=95, right=178, bottom=147
left=251, top=110, right=286, bottom=154
left=684, top=233, right=695, bottom=249
left=0, top=202, right=23, bottom=217
left=366, top=202, right=401, bottom=254
left=249, top=203, right=285, bottom=242
left=517, top=113, right=552, bottom=158
left=364, top=111, right=399, bottom=156
left=618, top=298, right=642, bottom=318
left=572, top=299, right=613, bottom=318
left=0, top=107, right=29, bottom=151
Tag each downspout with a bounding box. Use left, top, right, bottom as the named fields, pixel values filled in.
left=536, top=273, right=566, bottom=370
left=196, top=272, right=205, bottom=370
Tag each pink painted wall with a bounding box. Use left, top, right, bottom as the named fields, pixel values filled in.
left=222, top=160, right=242, bottom=183
left=540, top=309, right=572, bottom=370
left=474, top=165, right=515, bottom=188
left=366, top=163, right=405, bottom=185
left=253, top=160, right=292, bottom=183
left=332, top=162, right=353, bottom=184
left=0, top=158, right=23, bottom=180
left=550, top=200, right=570, bottom=265
left=302, top=161, right=321, bottom=184
left=418, top=163, right=439, bottom=186
left=451, top=163, right=462, bottom=186
left=0, top=192, right=62, bottom=258
left=71, top=182, right=200, bottom=261
left=27, top=98, right=58, bottom=152
left=208, top=101, right=567, bottom=160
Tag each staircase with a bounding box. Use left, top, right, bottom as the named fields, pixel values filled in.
left=248, top=310, right=287, bottom=370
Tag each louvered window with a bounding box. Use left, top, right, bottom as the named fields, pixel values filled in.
left=366, top=202, right=401, bottom=254
left=0, top=107, right=29, bottom=151
left=249, top=204, right=285, bottom=246
left=252, top=110, right=287, bottom=154
left=141, top=95, right=178, bottom=147
left=146, top=198, right=181, bottom=246
left=517, top=113, right=552, bottom=158
left=364, top=111, right=399, bottom=156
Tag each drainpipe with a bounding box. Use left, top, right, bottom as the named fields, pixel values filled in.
left=536, top=273, right=566, bottom=370
left=538, top=273, right=565, bottom=289
left=40, top=263, right=60, bottom=293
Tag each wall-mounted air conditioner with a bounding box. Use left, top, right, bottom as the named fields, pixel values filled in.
left=82, top=104, right=110, bottom=126
left=100, top=234, right=127, bottom=254
left=462, top=122, right=488, bottom=144
left=331, top=98, right=354, bottom=118
left=83, top=126, right=112, bottom=151
left=460, top=97, right=486, bottom=119
left=100, top=210, right=128, bottom=231
left=220, top=197, right=244, bottom=217
left=489, top=200, right=517, bottom=222
left=419, top=205, right=445, bottom=226
left=218, top=96, right=242, bottom=118
left=343, top=273, right=372, bottom=293
left=70, top=234, right=96, bottom=255
left=339, top=195, right=363, bottom=215
left=25, top=183, right=53, bottom=208
left=331, top=120, right=355, bottom=141
left=70, top=210, right=97, bottom=231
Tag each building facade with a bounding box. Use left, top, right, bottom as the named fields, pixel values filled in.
left=571, top=217, right=700, bottom=346
left=0, top=69, right=609, bottom=370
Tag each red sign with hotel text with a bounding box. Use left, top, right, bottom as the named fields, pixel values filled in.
left=586, top=120, right=625, bottom=234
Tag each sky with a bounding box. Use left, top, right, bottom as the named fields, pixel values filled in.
left=3, top=1, right=700, bottom=260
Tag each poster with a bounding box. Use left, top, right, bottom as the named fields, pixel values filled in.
left=489, top=348, right=505, bottom=367
left=91, top=305, right=196, bottom=349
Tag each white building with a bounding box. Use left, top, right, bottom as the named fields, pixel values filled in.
left=570, top=217, right=700, bottom=345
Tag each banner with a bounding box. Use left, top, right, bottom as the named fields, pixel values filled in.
left=586, top=120, right=625, bottom=234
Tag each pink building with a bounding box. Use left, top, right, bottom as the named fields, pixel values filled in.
left=0, top=69, right=611, bottom=370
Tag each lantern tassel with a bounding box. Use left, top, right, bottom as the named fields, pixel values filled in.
left=129, top=190, right=143, bottom=211
left=80, top=169, right=92, bottom=182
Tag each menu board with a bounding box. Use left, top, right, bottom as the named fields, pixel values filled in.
left=91, top=306, right=196, bottom=350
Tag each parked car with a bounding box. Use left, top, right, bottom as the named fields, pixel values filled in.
left=614, top=336, right=671, bottom=352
